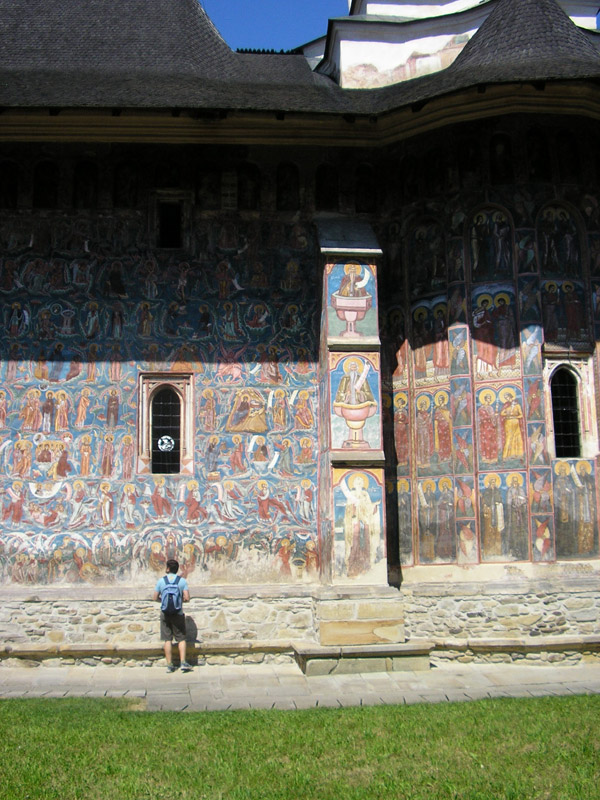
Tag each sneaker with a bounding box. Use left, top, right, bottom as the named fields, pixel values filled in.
left=166, top=664, right=177, bottom=673
left=180, top=661, right=193, bottom=672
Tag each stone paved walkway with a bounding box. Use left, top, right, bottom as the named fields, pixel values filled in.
left=1, top=661, right=599, bottom=712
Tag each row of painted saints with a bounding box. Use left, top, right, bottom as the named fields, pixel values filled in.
left=394, top=383, right=545, bottom=474
left=407, top=204, right=587, bottom=291
left=399, top=459, right=598, bottom=565
left=3, top=295, right=315, bottom=345
left=404, top=289, right=585, bottom=390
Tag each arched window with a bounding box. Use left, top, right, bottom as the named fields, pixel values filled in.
left=73, top=161, right=98, bottom=209
left=151, top=386, right=182, bottom=474
left=315, top=164, right=338, bottom=211
left=276, top=162, right=300, bottom=211
left=551, top=367, right=581, bottom=457
left=33, top=161, right=59, bottom=209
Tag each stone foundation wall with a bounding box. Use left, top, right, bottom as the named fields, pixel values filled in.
left=2, top=580, right=600, bottom=669
left=0, top=592, right=316, bottom=651
left=403, top=578, right=600, bottom=641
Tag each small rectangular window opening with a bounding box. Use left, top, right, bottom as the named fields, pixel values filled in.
left=158, top=202, right=182, bottom=248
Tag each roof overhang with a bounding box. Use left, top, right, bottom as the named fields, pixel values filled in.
left=0, top=81, right=599, bottom=148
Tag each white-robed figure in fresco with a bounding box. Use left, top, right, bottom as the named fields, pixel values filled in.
left=340, top=473, right=381, bottom=578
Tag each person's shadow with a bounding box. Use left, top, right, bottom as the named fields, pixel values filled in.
left=185, top=616, right=203, bottom=664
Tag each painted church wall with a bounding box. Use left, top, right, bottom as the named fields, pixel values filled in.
left=380, top=116, right=600, bottom=572
left=0, top=145, right=324, bottom=587
left=1, top=119, right=600, bottom=591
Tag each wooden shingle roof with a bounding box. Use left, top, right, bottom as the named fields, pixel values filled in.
left=0, top=0, right=598, bottom=116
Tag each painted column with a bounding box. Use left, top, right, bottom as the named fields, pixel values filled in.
left=318, top=230, right=387, bottom=586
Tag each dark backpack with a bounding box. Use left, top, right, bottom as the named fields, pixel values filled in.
left=160, top=575, right=182, bottom=614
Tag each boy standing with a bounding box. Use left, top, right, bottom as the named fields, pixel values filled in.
left=153, top=559, right=192, bottom=673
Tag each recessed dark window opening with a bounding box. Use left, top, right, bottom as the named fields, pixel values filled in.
left=551, top=368, right=581, bottom=457
left=158, top=202, right=182, bottom=248
left=151, top=387, right=181, bottom=474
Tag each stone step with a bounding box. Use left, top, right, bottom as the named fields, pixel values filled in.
left=293, top=640, right=434, bottom=676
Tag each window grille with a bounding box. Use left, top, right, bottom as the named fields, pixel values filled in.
left=551, top=368, right=581, bottom=458
left=151, top=387, right=181, bottom=473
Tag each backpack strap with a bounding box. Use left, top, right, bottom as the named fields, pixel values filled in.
left=173, top=575, right=181, bottom=587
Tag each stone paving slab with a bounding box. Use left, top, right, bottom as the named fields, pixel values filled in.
left=0, top=662, right=599, bottom=712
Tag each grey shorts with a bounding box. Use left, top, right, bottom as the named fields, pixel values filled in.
left=160, top=612, right=186, bottom=642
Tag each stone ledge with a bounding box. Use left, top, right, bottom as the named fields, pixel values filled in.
left=465, top=635, right=600, bottom=653
left=1, top=639, right=294, bottom=660
left=0, top=584, right=401, bottom=603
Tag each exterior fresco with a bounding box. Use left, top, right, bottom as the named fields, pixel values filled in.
left=1, top=118, right=600, bottom=586
left=0, top=207, right=321, bottom=586
left=330, top=352, right=382, bottom=455
left=326, top=260, right=379, bottom=345
left=381, top=117, right=600, bottom=568
left=332, top=467, right=386, bottom=583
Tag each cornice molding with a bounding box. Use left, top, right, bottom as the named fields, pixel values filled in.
left=0, top=83, right=598, bottom=148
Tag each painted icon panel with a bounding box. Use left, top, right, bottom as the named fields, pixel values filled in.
left=329, top=353, right=382, bottom=454
left=326, top=261, right=379, bottom=345
left=332, top=468, right=386, bottom=584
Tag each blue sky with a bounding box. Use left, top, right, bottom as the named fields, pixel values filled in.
left=202, top=0, right=349, bottom=51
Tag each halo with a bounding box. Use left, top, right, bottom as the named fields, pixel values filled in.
left=344, top=262, right=361, bottom=275
left=347, top=472, right=369, bottom=490
left=439, top=477, right=452, bottom=490
left=417, top=395, right=431, bottom=411
left=394, top=392, right=408, bottom=407
left=544, top=281, right=557, bottom=292
left=187, top=480, right=198, bottom=490
left=397, top=479, right=410, bottom=491
left=483, top=473, right=501, bottom=487
left=476, top=293, right=494, bottom=308
left=507, top=472, right=524, bottom=486
left=413, top=307, right=428, bottom=322
left=562, top=281, right=574, bottom=292
left=434, top=390, right=449, bottom=406
left=216, top=536, right=227, bottom=547
left=494, top=292, right=511, bottom=307
left=498, top=387, right=517, bottom=404
left=555, top=461, right=571, bottom=476
left=479, top=389, right=496, bottom=404
left=343, top=357, right=364, bottom=374
left=433, top=303, right=447, bottom=317
left=422, top=480, right=436, bottom=492
left=576, top=461, right=592, bottom=475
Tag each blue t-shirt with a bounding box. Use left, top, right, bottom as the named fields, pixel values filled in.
left=155, top=574, right=189, bottom=614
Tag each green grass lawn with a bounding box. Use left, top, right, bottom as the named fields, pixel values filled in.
left=1, top=695, right=599, bottom=800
